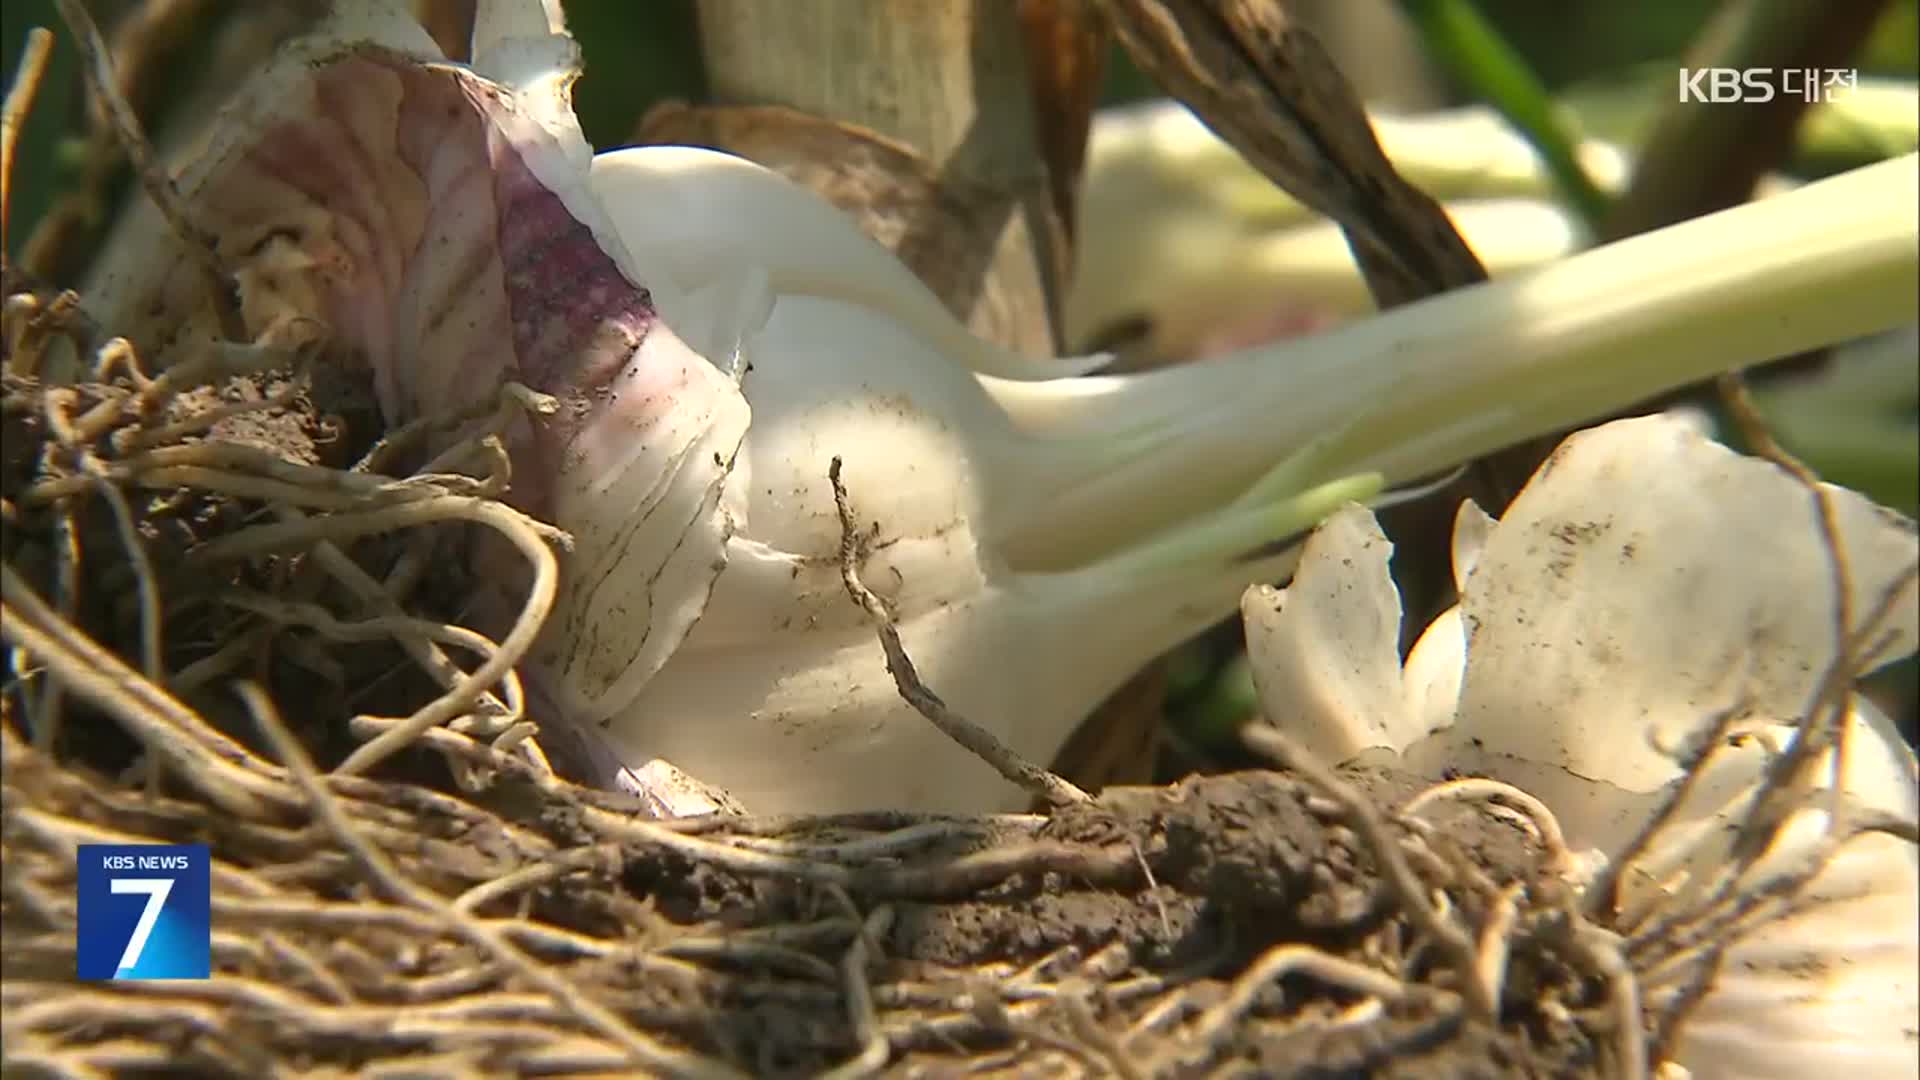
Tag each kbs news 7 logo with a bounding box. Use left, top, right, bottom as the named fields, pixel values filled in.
left=75, top=844, right=212, bottom=980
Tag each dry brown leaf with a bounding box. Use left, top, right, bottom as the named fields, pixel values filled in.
left=1018, top=0, right=1112, bottom=245
left=1100, top=0, right=1487, bottom=307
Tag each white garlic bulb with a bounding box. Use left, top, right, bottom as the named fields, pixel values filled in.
left=1242, top=413, right=1920, bottom=1078
left=77, top=0, right=1920, bottom=816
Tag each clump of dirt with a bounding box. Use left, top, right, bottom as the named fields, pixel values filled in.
left=0, top=354, right=452, bottom=762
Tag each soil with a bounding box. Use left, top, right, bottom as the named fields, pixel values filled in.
left=581, top=771, right=1594, bottom=1078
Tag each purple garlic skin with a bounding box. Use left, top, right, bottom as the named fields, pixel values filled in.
left=98, top=49, right=669, bottom=509
left=84, top=19, right=751, bottom=778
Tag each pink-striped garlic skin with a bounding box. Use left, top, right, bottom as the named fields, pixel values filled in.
left=83, top=28, right=750, bottom=763
left=95, top=47, right=698, bottom=498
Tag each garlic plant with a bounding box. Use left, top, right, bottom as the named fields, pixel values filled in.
left=1240, top=413, right=1919, bottom=1079
left=78, top=1, right=1920, bottom=813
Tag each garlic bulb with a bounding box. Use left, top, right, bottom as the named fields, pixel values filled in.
left=579, top=141, right=1913, bottom=811
left=83, top=0, right=751, bottom=740
left=78, top=1, right=1919, bottom=815
left=1241, top=413, right=1919, bottom=1078
left=547, top=168, right=1370, bottom=806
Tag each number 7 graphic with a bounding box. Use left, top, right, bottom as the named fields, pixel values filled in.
left=110, top=878, right=174, bottom=971
left=77, top=844, right=210, bottom=979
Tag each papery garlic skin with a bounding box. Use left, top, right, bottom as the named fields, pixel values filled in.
left=81, top=2, right=753, bottom=733
left=1242, top=414, right=1920, bottom=1079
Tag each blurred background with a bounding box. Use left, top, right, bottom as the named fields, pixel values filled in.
left=8, top=0, right=1916, bottom=267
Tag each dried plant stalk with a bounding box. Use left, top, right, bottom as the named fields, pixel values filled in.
left=1101, top=0, right=1489, bottom=308
left=690, top=0, right=1069, bottom=357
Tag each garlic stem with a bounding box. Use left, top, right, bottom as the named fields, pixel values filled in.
left=1068, top=471, right=1382, bottom=589
left=990, top=154, right=1919, bottom=568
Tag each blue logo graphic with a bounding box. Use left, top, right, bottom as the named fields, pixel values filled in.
left=76, top=844, right=211, bottom=980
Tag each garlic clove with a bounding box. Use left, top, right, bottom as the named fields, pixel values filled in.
left=453, top=2, right=765, bottom=726
left=1533, top=692, right=1915, bottom=1080
left=1448, top=498, right=1498, bottom=594
left=1399, top=606, right=1466, bottom=740
left=1663, top=807, right=1916, bottom=1078
left=1239, top=505, right=1422, bottom=763
left=1447, top=414, right=1919, bottom=794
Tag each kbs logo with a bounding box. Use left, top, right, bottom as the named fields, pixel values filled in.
left=76, top=844, right=211, bottom=980
left=1679, top=68, right=1857, bottom=104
